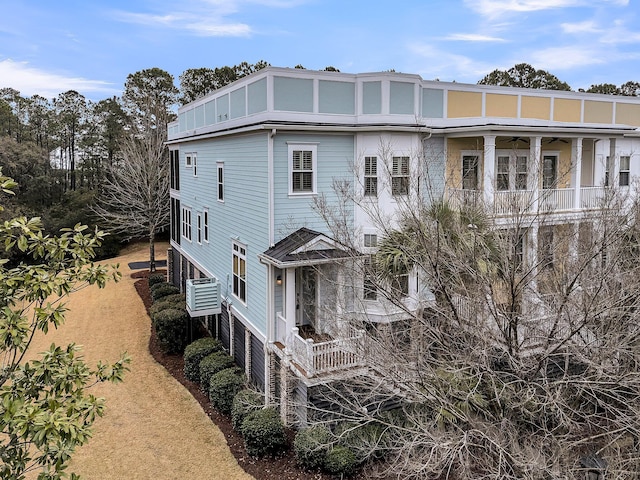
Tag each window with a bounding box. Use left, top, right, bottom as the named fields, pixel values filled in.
left=171, top=198, right=181, bottom=244
left=232, top=242, right=247, bottom=303
left=289, top=144, right=317, bottom=194
left=181, top=207, right=192, bottom=241
left=391, top=156, right=409, bottom=195
left=217, top=163, right=224, bottom=201
left=542, top=155, right=557, bottom=189
left=511, top=230, right=526, bottom=271
left=620, top=155, right=630, bottom=187
left=497, top=156, right=509, bottom=191
left=462, top=155, right=478, bottom=190
left=363, top=255, right=377, bottom=300
left=391, top=273, right=409, bottom=297
left=364, top=234, right=377, bottom=248
left=364, top=156, right=377, bottom=196
left=196, top=213, right=202, bottom=244
left=497, top=155, right=528, bottom=191
left=185, top=153, right=197, bottom=176
left=203, top=210, right=209, bottom=242
left=539, top=226, right=553, bottom=270
left=170, top=150, right=180, bottom=190
left=605, top=156, right=610, bottom=187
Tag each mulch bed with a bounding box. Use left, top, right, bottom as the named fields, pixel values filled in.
left=132, top=270, right=339, bottom=480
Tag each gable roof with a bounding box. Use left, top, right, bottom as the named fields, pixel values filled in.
left=259, top=227, right=355, bottom=268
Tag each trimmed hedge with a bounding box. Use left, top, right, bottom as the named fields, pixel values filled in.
left=324, top=446, right=358, bottom=477
left=199, top=351, right=235, bottom=388
left=148, top=273, right=166, bottom=288
left=184, top=337, right=224, bottom=382
left=231, top=389, right=264, bottom=432
left=149, top=293, right=185, bottom=318
left=293, top=425, right=332, bottom=471
left=151, top=283, right=180, bottom=301
left=153, top=307, right=189, bottom=354
left=240, top=407, right=287, bottom=458
left=209, top=367, right=245, bottom=415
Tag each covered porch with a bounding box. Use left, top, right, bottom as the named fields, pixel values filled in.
left=259, top=228, right=366, bottom=379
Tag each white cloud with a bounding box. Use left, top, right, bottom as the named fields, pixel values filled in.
left=0, top=59, right=117, bottom=99
left=465, top=0, right=629, bottom=18
left=408, top=43, right=494, bottom=81
left=528, top=46, right=608, bottom=70
left=560, top=20, right=600, bottom=34
left=443, top=33, right=507, bottom=42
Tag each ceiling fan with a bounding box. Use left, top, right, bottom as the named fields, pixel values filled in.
left=547, top=137, right=569, bottom=144
left=508, top=136, right=529, bottom=144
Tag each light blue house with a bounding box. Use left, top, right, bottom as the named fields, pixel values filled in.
left=167, top=66, right=640, bottom=423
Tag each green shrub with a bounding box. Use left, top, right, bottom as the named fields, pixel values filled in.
left=151, top=283, right=180, bottom=301
left=148, top=273, right=166, bottom=288
left=149, top=293, right=185, bottom=317
left=153, top=308, right=189, bottom=354
left=231, top=389, right=264, bottom=432
left=240, top=407, right=287, bottom=458
left=183, top=337, right=224, bottom=382
left=324, top=445, right=358, bottom=477
left=199, top=351, right=235, bottom=388
left=336, top=421, right=388, bottom=462
left=293, top=425, right=332, bottom=470
left=209, top=367, right=245, bottom=415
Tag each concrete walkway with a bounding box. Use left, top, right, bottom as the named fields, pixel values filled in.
left=27, top=242, right=253, bottom=480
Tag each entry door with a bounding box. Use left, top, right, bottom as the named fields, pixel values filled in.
left=296, top=266, right=316, bottom=327
left=542, top=155, right=557, bottom=189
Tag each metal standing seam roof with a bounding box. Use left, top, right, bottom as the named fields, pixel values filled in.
left=260, top=227, right=355, bottom=266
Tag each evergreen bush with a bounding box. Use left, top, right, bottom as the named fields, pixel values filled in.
left=183, top=337, right=224, bottom=382
left=152, top=307, right=189, bottom=354
left=293, top=425, right=332, bottom=470
left=240, top=407, right=287, bottom=458
left=149, top=293, right=185, bottom=317
left=208, top=367, right=245, bottom=415
left=231, top=389, right=264, bottom=432
left=199, top=351, right=235, bottom=388
left=324, top=446, right=358, bottom=477
left=151, top=283, right=180, bottom=301
left=147, top=273, right=166, bottom=288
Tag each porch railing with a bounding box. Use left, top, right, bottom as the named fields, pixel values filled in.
left=580, top=186, right=607, bottom=209
left=538, top=188, right=575, bottom=212
left=275, top=312, right=287, bottom=344
left=289, top=326, right=365, bottom=377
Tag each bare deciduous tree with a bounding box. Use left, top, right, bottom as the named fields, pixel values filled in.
left=306, top=139, right=640, bottom=479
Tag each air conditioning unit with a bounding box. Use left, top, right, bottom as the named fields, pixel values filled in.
left=186, top=277, right=221, bottom=316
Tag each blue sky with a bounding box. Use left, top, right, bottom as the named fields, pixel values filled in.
left=0, top=0, right=638, bottom=101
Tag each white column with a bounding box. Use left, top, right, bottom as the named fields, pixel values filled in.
left=571, top=138, right=583, bottom=209
left=483, top=135, right=496, bottom=205
left=530, top=136, right=542, bottom=212
left=285, top=268, right=296, bottom=339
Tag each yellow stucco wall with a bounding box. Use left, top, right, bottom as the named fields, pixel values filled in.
left=447, top=91, right=482, bottom=118
left=485, top=93, right=518, bottom=118
left=521, top=96, right=550, bottom=120
left=616, top=103, right=640, bottom=127
left=446, top=138, right=484, bottom=189
left=584, top=100, right=613, bottom=124
left=553, top=98, right=581, bottom=123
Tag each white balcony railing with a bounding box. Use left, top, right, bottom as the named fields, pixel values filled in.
left=275, top=312, right=287, bottom=344
left=538, top=188, right=575, bottom=212
left=289, top=326, right=365, bottom=377
left=580, top=186, right=607, bottom=209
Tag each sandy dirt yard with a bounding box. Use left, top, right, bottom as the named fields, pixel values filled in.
left=25, top=242, right=254, bottom=480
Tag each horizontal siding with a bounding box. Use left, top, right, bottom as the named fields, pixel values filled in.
left=273, top=133, right=355, bottom=242
left=250, top=334, right=265, bottom=390
left=178, top=132, right=270, bottom=336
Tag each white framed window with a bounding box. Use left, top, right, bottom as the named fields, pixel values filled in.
left=232, top=241, right=247, bottom=304
left=289, top=144, right=317, bottom=194
left=217, top=163, right=224, bottom=201
left=496, top=154, right=528, bottom=191
left=620, top=155, right=630, bottom=187
left=185, top=153, right=197, bottom=176
left=462, top=155, right=479, bottom=190
left=196, top=213, right=202, bottom=244
left=203, top=209, right=209, bottom=242
left=364, top=233, right=377, bottom=248
left=181, top=207, right=192, bottom=241
left=364, top=156, right=377, bottom=196
left=391, top=156, right=409, bottom=196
